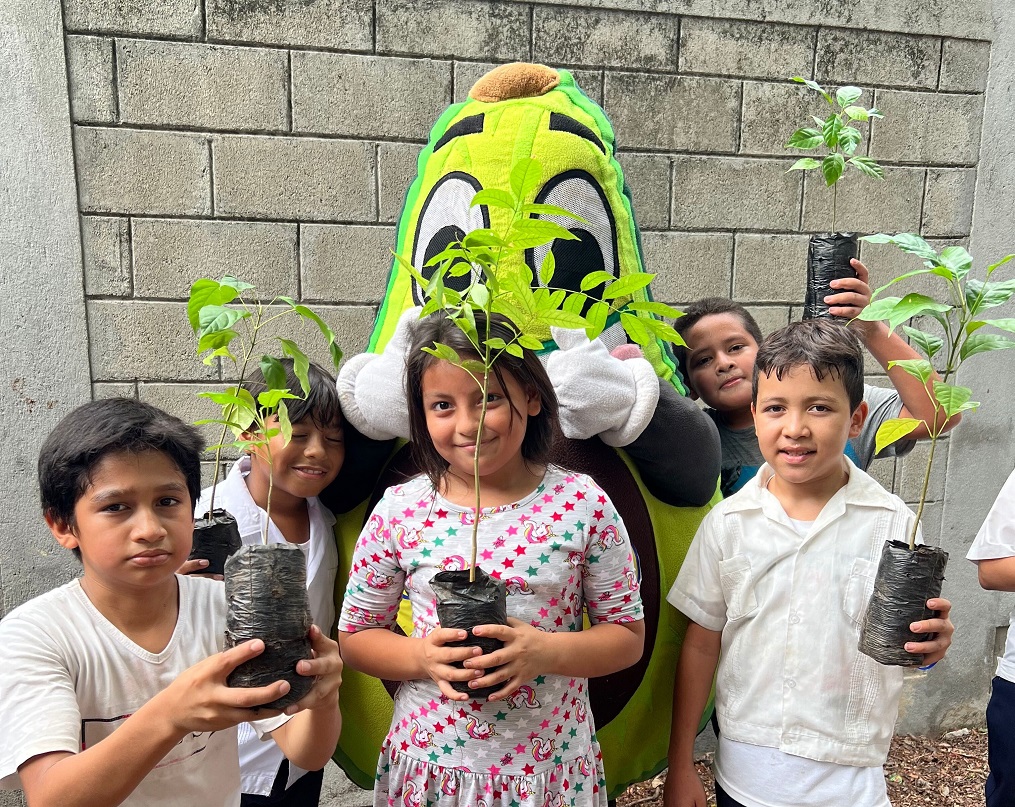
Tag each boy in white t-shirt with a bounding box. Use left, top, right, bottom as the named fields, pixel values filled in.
left=0, top=398, right=342, bottom=807
left=665, top=320, right=954, bottom=807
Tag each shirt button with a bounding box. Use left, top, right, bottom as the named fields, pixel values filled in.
left=786, top=679, right=796, bottom=689
left=789, top=613, right=801, bottom=625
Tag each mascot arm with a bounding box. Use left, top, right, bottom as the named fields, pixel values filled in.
left=622, top=379, right=721, bottom=508
left=336, top=307, right=421, bottom=441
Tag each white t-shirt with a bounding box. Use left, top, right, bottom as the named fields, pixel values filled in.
left=0, top=576, right=287, bottom=806
left=967, top=468, right=1015, bottom=682
left=197, top=456, right=338, bottom=796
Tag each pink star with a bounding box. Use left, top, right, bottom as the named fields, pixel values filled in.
left=542, top=494, right=554, bottom=503
left=506, top=525, right=518, bottom=536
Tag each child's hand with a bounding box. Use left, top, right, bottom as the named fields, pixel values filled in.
left=662, top=761, right=709, bottom=807
left=420, top=628, right=484, bottom=701
left=281, top=625, right=343, bottom=716
left=466, top=618, right=551, bottom=700
left=905, top=597, right=954, bottom=666
left=176, top=558, right=224, bottom=580
left=824, top=259, right=883, bottom=339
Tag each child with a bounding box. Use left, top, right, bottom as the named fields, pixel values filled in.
left=674, top=259, right=959, bottom=496
left=966, top=467, right=1015, bottom=807
left=0, top=398, right=342, bottom=807
left=664, top=320, right=954, bottom=807
left=195, top=359, right=345, bottom=807
left=339, top=311, right=646, bottom=807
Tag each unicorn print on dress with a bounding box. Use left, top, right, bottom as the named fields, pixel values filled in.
left=402, top=781, right=422, bottom=807
left=530, top=737, right=555, bottom=762
left=574, top=701, right=588, bottom=724
left=506, top=685, right=540, bottom=709
left=595, top=524, right=624, bottom=551
left=392, top=524, right=424, bottom=551
left=542, top=791, right=566, bottom=807
left=409, top=719, right=434, bottom=750
left=464, top=715, right=497, bottom=740
left=440, top=770, right=458, bottom=796
left=365, top=566, right=396, bottom=589
left=576, top=755, right=592, bottom=777
left=504, top=577, right=534, bottom=596
left=437, top=555, right=467, bottom=572
left=523, top=522, right=553, bottom=544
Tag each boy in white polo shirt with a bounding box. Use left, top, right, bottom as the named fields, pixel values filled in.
left=664, top=320, right=955, bottom=807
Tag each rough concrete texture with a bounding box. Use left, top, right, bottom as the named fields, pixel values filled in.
left=872, top=89, right=985, bottom=165
left=63, top=0, right=200, bottom=38
left=533, top=6, right=678, bottom=70
left=922, top=168, right=978, bottom=237
left=377, top=141, right=423, bottom=223
left=66, top=35, right=115, bottom=123
left=940, top=37, right=993, bottom=92
left=137, top=382, right=240, bottom=461
left=117, top=39, right=289, bottom=131
left=207, top=0, right=372, bottom=50
left=679, top=17, right=813, bottom=81
left=301, top=224, right=397, bottom=303
left=81, top=214, right=131, bottom=296
left=743, top=304, right=790, bottom=336
left=739, top=81, right=855, bottom=158
left=640, top=232, right=733, bottom=302
left=75, top=126, right=211, bottom=215
left=801, top=165, right=924, bottom=235
left=816, top=28, right=941, bottom=89
left=378, top=0, right=530, bottom=62
left=616, top=152, right=670, bottom=231
left=732, top=234, right=809, bottom=303
left=132, top=218, right=298, bottom=298
left=213, top=135, right=375, bottom=221
left=672, top=157, right=801, bottom=231
left=92, top=381, right=138, bottom=399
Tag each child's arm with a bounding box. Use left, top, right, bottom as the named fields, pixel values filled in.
left=663, top=621, right=721, bottom=807
left=826, top=258, right=961, bottom=439
left=17, top=640, right=290, bottom=807
left=978, top=559, right=1015, bottom=591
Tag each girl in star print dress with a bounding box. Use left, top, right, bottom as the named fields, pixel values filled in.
left=339, top=312, right=645, bottom=807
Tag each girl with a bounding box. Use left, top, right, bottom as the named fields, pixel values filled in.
left=339, top=312, right=646, bottom=807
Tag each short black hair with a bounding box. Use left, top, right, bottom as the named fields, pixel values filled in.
left=239, top=358, right=343, bottom=432
left=752, top=319, right=865, bottom=411
left=673, top=298, right=764, bottom=380
left=404, top=311, right=559, bottom=489
left=38, top=399, right=204, bottom=551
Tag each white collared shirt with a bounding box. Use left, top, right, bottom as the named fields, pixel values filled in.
left=196, top=456, right=339, bottom=796
left=668, top=459, right=915, bottom=768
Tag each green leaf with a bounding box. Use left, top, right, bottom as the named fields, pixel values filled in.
left=260, top=355, right=287, bottom=392
left=887, top=358, right=934, bottom=384
left=868, top=107, right=884, bottom=119
left=562, top=293, right=585, bottom=316
left=472, top=188, right=516, bottom=210
left=469, top=284, right=490, bottom=309
left=792, top=76, right=832, bottom=103
left=620, top=312, right=652, bottom=346
left=960, top=333, right=1015, bottom=360
left=932, top=382, right=974, bottom=418
left=201, top=345, right=236, bottom=366
left=641, top=316, right=683, bottom=345
left=939, top=246, right=973, bottom=279
left=821, top=114, right=843, bottom=150
left=538, top=309, right=588, bottom=329
left=902, top=325, right=943, bottom=360
left=517, top=333, right=544, bottom=351
left=220, top=276, right=255, bottom=293
left=509, top=218, right=575, bottom=250
left=821, top=153, right=845, bottom=186
left=862, top=232, right=938, bottom=262
left=846, top=156, right=884, bottom=179
left=580, top=270, right=615, bottom=291
left=198, top=328, right=239, bottom=354
left=509, top=157, right=542, bottom=201
left=838, top=126, right=862, bottom=155
left=521, top=203, right=587, bottom=223
left=393, top=251, right=428, bottom=288
left=888, top=293, right=952, bottom=331
left=585, top=301, right=609, bottom=340
left=602, top=272, right=655, bottom=301
left=539, top=249, right=555, bottom=287
left=198, top=390, right=257, bottom=415
left=460, top=359, right=487, bottom=375
left=875, top=418, right=923, bottom=455
left=625, top=300, right=683, bottom=318
left=966, top=278, right=1015, bottom=311
left=187, top=279, right=240, bottom=332
left=504, top=342, right=524, bottom=358
left=198, top=304, right=248, bottom=336
left=987, top=254, right=1015, bottom=276
left=844, top=105, right=870, bottom=121
left=867, top=267, right=933, bottom=299
left=979, top=318, right=1015, bottom=335
left=278, top=400, right=293, bottom=445
left=284, top=302, right=342, bottom=369
left=257, top=389, right=299, bottom=410
left=836, top=86, right=863, bottom=107
left=277, top=338, right=311, bottom=396
left=784, top=128, right=824, bottom=150
left=484, top=337, right=508, bottom=350
left=787, top=158, right=821, bottom=172
left=422, top=343, right=461, bottom=364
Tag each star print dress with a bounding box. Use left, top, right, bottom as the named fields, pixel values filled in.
left=339, top=466, right=644, bottom=807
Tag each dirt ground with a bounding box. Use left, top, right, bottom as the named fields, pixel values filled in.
left=617, top=728, right=989, bottom=807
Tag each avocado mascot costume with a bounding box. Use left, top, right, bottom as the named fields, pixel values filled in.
left=332, top=63, right=721, bottom=799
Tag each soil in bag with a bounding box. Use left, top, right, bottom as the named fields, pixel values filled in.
left=859, top=540, right=949, bottom=667
left=804, top=233, right=858, bottom=320
left=190, top=509, right=243, bottom=577
left=432, top=567, right=508, bottom=699
left=224, top=544, right=313, bottom=710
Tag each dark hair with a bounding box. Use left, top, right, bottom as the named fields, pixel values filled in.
left=240, top=358, right=343, bottom=432
left=752, top=319, right=865, bottom=411
left=673, top=298, right=764, bottom=380
left=405, top=311, right=559, bottom=489
left=38, top=399, right=204, bottom=555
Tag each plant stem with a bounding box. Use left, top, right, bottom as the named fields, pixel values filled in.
left=263, top=436, right=274, bottom=546
left=832, top=182, right=838, bottom=233
left=910, top=435, right=938, bottom=550
left=470, top=373, right=490, bottom=583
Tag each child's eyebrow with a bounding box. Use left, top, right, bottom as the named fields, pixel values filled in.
left=89, top=481, right=187, bottom=503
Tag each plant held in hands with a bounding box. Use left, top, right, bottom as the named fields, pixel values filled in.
left=855, top=234, right=1015, bottom=666
left=188, top=276, right=342, bottom=707
left=786, top=77, right=885, bottom=319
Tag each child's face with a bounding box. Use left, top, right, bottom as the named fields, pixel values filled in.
left=46, top=450, right=193, bottom=593
left=683, top=313, right=759, bottom=414
left=246, top=417, right=345, bottom=507
left=421, top=359, right=541, bottom=489
left=752, top=364, right=866, bottom=500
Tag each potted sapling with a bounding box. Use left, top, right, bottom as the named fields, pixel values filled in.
left=855, top=234, right=1015, bottom=665
left=188, top=276, right=343, bottom=706
left=786, top=77, right=885, bottom=318
left=401, top=157, right=683, bottom=696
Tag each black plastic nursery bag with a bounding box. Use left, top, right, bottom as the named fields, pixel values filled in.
left=190, top=509, right=243, bottom=577
left=804, top=233, right=859, bottom=320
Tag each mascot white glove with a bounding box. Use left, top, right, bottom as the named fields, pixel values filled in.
left=545, top=326, right=660, bottom=447
left=336, top=307, right=420, bottom=441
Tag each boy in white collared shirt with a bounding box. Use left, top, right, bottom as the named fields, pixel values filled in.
left=664, top=320, right=955, bottom=807
left=197, top=359, right=343, bottom=807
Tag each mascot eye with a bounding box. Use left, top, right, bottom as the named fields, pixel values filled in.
left=528, top=170, right=618, bottom=314
left=411, top=172, right=490, bottom=306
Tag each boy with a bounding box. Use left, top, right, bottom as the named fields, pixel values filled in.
left=674, top=259, right=959, bottom=496
left=0, top=398, right=342, bottom=807
left=664, top=320, right=954, bottom=807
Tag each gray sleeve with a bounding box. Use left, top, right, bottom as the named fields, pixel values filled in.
left=852, top=383, right=915, bottom=469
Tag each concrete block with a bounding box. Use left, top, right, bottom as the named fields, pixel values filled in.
left=872, top=90, right=984, bottom=166
left=92, top=382, right=137, bottom=399
left=63, top=0, right=199, bottom=37
left=302, top=225, right=397, bottom=304
left=132, top=219, right=298, bottom=299
left=533, top=7, right=677, bottom=70
left=292, top=53, right=451, bottom=141
left=868, top=454, right=897, bottom=491
left=679, top=18, right=813, bottom=80
left=816, top=29, right=940, bottom=89
left=898, top=438, right=947, bottom=505
left=940, top=38, right=992, bottom=92
left=87, top=300, right=217, bottom=381
left=213, top=136, right=374, bottom=221
left=617, top=153, right=670, bottom=231
left=923, top=169, right=977, bottom=237
left=733, top=234, right=809, bottom=303
left=743, top=305, right=791, bottom=337
left=604, top=73, right=739, bottom=153
left=117, top=40, right=288, bottom=131
left=138, top=382, right=239, bottom=461
left=75, top=127, right=210, bottom=216
left=641, top=232, right=733, bottom=303
left=206, top=0, right=372, bottom=50
left=81, top=215, right=131, bottom=296
left=66, top=36, right=115, bottom=123
left=801, top=166, right=924, bottom=235
left=378, top=142, right=423, bottom=223
left=378, top=0, right=529, bottom=61
left=454, top=62, right=602, bottom=104
left=672, top=157, right=801, bottom=231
